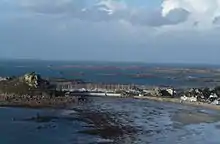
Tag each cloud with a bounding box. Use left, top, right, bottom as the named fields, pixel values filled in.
left=161, top=0, right=220, bottom=28
left=6, top=0, right=220, bottom=28
left=213, top=16, right=220, bottom=25
left=16, top=0, right=85, bottom=14
left=0, top=14, right=155, bottom=61
left=2, top=0, right=220, bottom=64
left=129, top=8, right=189, bottom=27
left=2, top=0, right=220, bottom=63
left=165, top=8, right=189, bottom=24
left=6, top=0, right=189, bottom=27
left=15, top=0, right=126, bottom=16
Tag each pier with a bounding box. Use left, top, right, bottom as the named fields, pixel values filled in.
left=49, top=79, right=175, bottom=98
left=53, top=81, right=135, bottom=92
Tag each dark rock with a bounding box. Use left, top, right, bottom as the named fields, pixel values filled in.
left=159, top=88, right=175, bottom=97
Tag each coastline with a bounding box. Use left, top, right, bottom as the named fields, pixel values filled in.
left=0, top=94, right=219, bottom=111
left=0, top=96, right=78, bottom=109
left=134, top=96, right=220, bottom=110
left=0, top=72, right=220, bottom=110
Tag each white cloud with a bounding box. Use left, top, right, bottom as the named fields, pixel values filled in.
left=94, top=0, right=127, bottom=14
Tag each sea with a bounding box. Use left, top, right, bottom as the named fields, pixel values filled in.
left=0, top=60, right=220, bottom=144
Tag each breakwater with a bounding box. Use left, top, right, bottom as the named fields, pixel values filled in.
left=52, top=80, right=136, bottom=92
left=50, top=79, right=220, bottom=107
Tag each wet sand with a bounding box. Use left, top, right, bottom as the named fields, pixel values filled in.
left=134, top=96, right=220, bottom=111
left=13, top=106, right=137, bottom=144
left=172, top=111, right=220, bottom=125
left=0, top=97, right=220, bottom=144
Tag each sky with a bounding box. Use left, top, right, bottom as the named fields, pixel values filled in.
left=0, top=0, right=220, bottom=64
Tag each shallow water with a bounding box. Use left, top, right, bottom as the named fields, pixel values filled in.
left=0, top=97, right=220, bottom=144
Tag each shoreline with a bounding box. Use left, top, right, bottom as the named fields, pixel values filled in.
left=134, top=96, right=220, bottom=111
left=0, top=95, right=219, bottom=111
left=1, top=72, right=220, bottom=111
left=0, top=95, right=79, bottom=109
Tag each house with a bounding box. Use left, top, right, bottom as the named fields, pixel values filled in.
left=160, top=88, right=176, bottom=97
left=180, top=95, right=197, bottom=102
left=208, top=93, right=218, bottom=101
left=211, top=98, right=220, bottom=105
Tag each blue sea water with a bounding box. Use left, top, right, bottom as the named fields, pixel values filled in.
left=0, top=60, right=220, bottom=144
left=0, top=107, right=97, bottom=144
left=0, top=60, right=218, bottom=87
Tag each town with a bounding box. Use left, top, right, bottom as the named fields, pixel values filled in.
left=50, top=75, right=220, bottom=106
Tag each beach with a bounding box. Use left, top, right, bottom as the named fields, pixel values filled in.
left=0, top=97, right=220, bottom=144
left=134, top=96, right=220, bottom=111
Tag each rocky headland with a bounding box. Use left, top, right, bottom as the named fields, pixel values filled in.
left=0, top=72, right=76, bottom=108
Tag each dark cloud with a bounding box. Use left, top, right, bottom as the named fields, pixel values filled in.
left=129, top=10, right=165, bottom=26
left=128, top=8, right=189, bottom=27
left=213, top=16, right=220, bottom=25
left=165, top=8, right=190, bottom=24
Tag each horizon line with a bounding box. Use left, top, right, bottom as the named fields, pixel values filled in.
left=0, top=58, right=220, bottom=67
